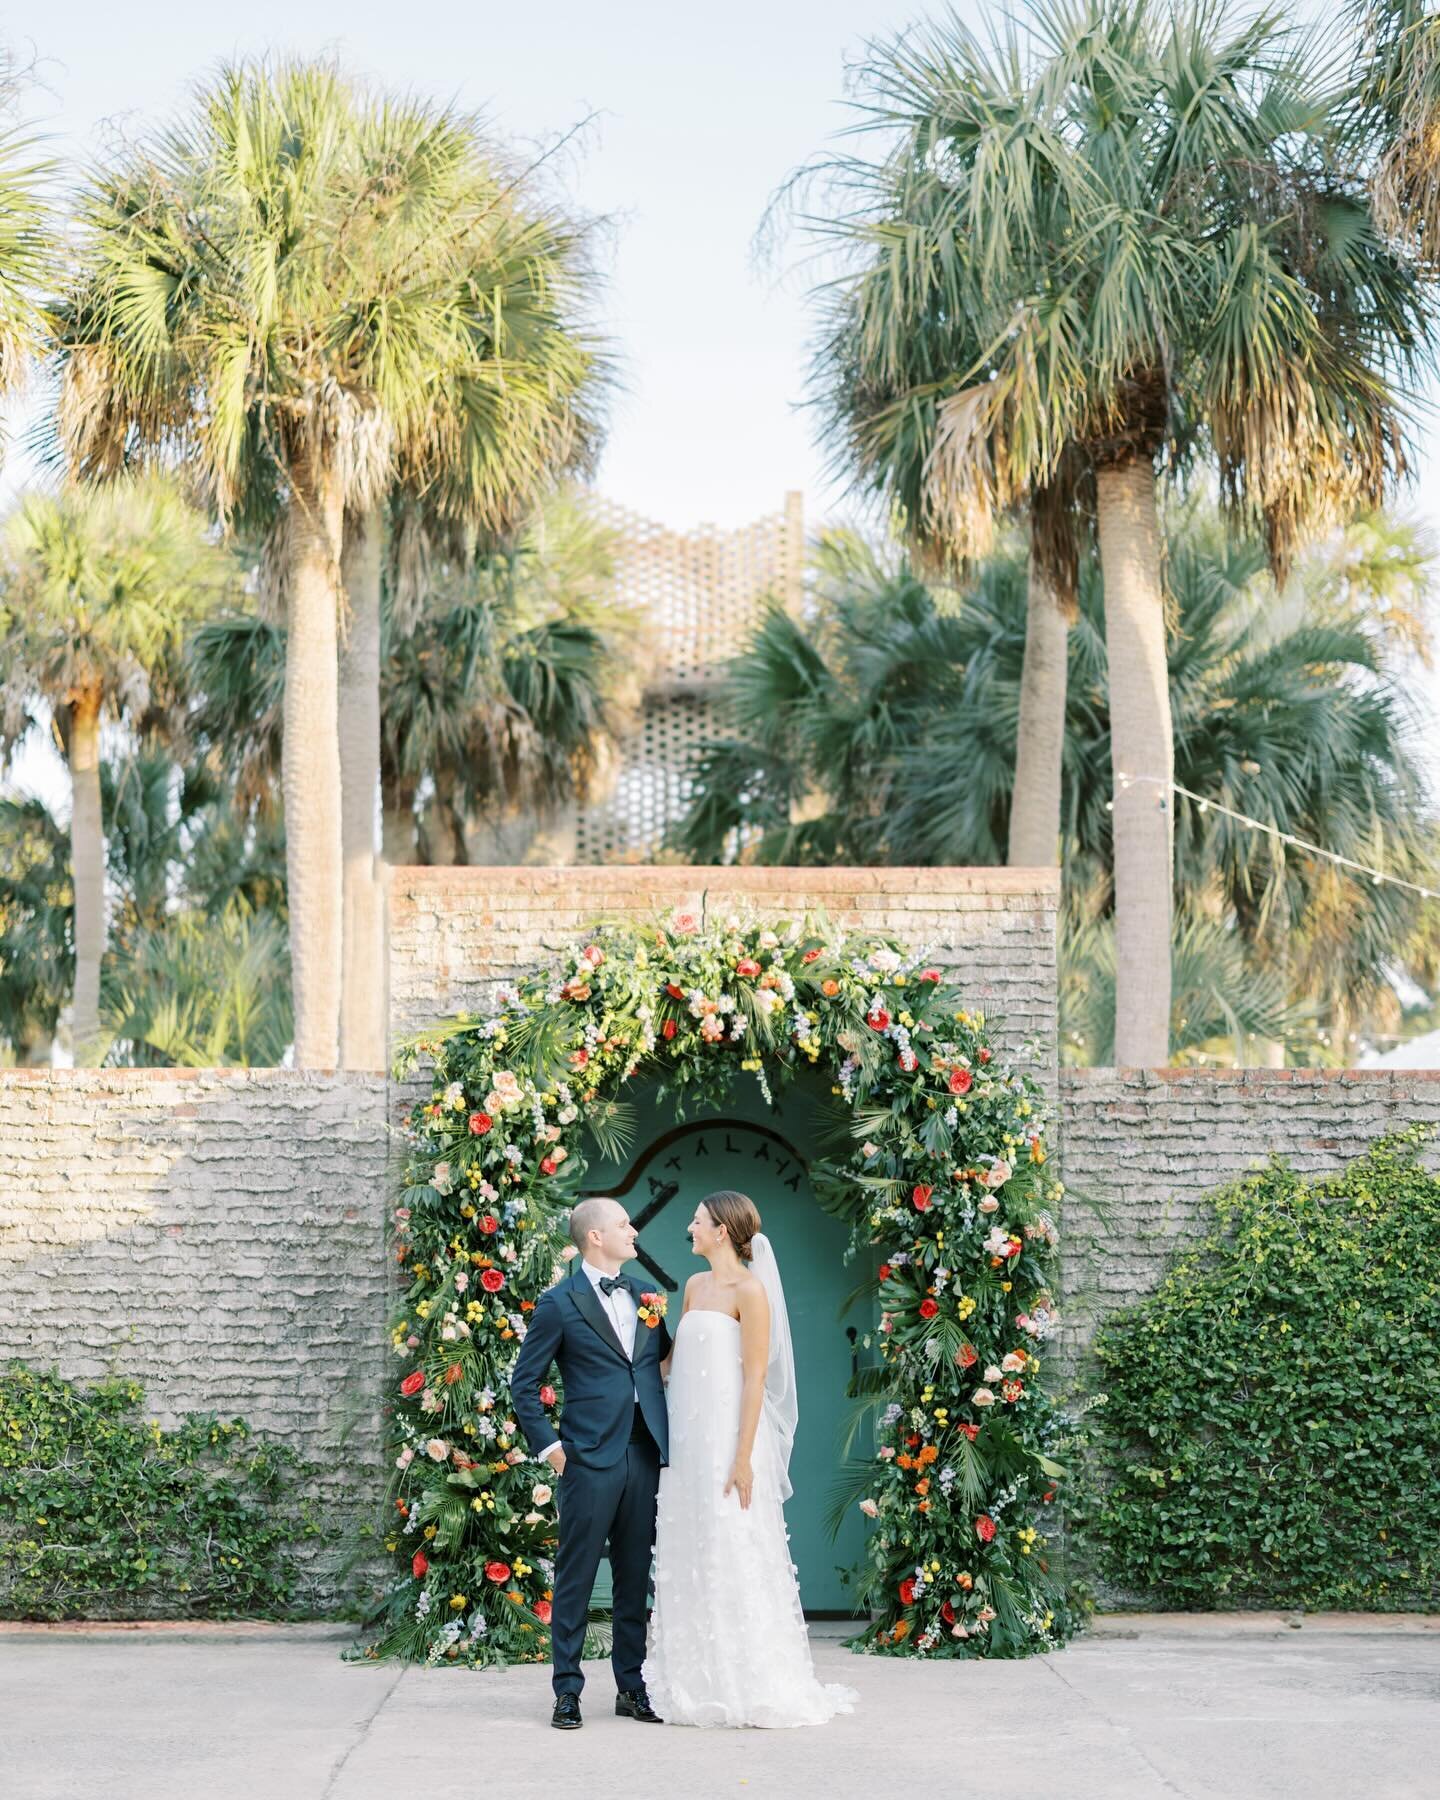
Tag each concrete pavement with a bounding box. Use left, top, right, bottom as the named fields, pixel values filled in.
left=3, top=1616, right=1437, bottom=1800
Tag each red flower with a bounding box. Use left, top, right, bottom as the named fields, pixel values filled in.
left=978, top=1048, right=992, bottom=1065
left=539, top=1385, right=557, bottom=1407
left=919, top=1297, right=939, bottom=1320
left=444, top=1362, right=464, bottom=1385
left=484, top=1560, right=512, bottom=1584
left=948, top=1067, right=973, bottom=1096
left=480, top=1268, right=505, bottom=1293
left=898, top=1578, right=917, bottom=1606
left=533, top=1600, right=553, bottom=1624
left=412, top=1551, right=429, bottom=1579
left=867, top=1007, right=890, bottom=1031
left=802, top=947, right=822, bottom=963
left=735, top=957, right=761, bottom=977
left=1042, top=1487, right=1057, bottom=1503
left=569, top=1048, right=590, bottom=1070
left=920, top=968, right=942, bottom=983
left=959, top=1422, right=980, bottom=1442
left=479, top=1214, right=500, bottom=1235
left=665, top=982, right=685, bottom=1000
left=877, top=1263, right=892, bottom=1282
left=955, top=1343, right=978, bottom=1370
left=975, top=1515, right=997, bottom=1543
left=912, top=1184, right=934, bottom=1211
left=897, top=1049, right=918, bottom=1072
left=1005, top=1237, right=1023, bottom=1259
left=662, top=1019, right=678, bottom=1040
left=941, top=1600, right=956, bottom=1624
left=582, top=945, right=605, bottom=967
left=400, top=1370, right=425, bottom=1397
left=468, top=1111, right=493, bottom=1135
left=905, top=1434, right=920, bottom=1449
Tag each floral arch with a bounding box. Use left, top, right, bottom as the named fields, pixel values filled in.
left=360, top=906, right=1078, bottom=1667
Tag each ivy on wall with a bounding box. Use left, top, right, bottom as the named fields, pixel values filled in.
left=0, top=1363, right=331, bottom=1619
left=1083, top=1127, right=1440, bottom=1611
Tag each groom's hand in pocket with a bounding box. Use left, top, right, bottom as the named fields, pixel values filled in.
left=545, top=1446, right=567, bottom=1477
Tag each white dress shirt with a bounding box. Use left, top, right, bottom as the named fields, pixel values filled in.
left=536, top=1258, right=637, bottom=1463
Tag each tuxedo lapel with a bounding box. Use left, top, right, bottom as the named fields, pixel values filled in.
left=569, top=1269, right=630, bottom=1365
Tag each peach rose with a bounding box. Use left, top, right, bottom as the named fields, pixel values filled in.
left=984, top=1159, right=1012, bottom=1188
left=978, top=1194, right=1000, bottom=1214
left=971, top=1387, right=996, bottom=1407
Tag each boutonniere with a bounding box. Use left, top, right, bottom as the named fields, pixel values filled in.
left=637, top=1291, right=667, bottom=1328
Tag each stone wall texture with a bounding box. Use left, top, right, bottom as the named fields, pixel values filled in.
left=6, top=868, right=1440, bottom=1619
left=0, top=1069, right=390, bottom=1613
left=1057, top=1067, right=1440, bottom=1373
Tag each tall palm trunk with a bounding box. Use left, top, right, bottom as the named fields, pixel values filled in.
left=1008, top=527, right=1070, bottom=867
left=283, top=447, right=346, bottom=1068
left=338, top=506, right=386, bottom=1070
left=68, top=684, right=105, bottom=1066
left=1096, top=458, right=1173, bottom=1066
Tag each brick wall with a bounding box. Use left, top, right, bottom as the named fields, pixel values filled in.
left=0, top=1069, right=390, bottom=1612
left=387, top=864, right=1061, bottom=1065
left=1058, top=1068, right=1440, bottom=1370
left=7, top=870, right=1440, bottom=1619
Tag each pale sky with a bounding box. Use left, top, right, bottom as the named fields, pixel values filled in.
left=3, top=0, right=1437, bottom=773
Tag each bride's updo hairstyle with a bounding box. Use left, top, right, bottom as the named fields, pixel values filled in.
left=701, top=1189, right=762, bottom=1263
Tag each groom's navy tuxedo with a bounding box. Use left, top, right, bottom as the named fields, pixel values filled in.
left=511, top=1263, right=672, bottom=1698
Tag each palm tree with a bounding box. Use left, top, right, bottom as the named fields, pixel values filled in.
left=675, top=505, right=1436, bottom=1060
left=0, top=50, right=52, bottom=444
left=189, top=491, right=635, bottom=869
left=331, top=100, right=606, bottom=1069
left=1351, top=1, right=1440, bottom=260
left=801, top=0, right=1424, bottom=1064
left=0, top=793, right=71, bottom=1063
left=0, top=479, right=233, bottom=1062
left=52, top=60, right=603, bottom=1066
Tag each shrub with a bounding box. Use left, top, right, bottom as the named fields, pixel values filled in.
left=0, top=1363, right=330, bottom=1619
left=1085, top=1128, right=1440, bottom=1611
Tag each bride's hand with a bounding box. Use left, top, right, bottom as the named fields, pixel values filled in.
left=724, top=1457, right=754, bottom=1510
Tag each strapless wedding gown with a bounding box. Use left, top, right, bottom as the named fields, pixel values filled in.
left=642, top=1309, right=858, bottom=1728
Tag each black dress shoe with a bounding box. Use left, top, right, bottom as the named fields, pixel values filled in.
left=615, top=1686, right=663, bottom=1723
left=552, top=1693, right=582, bottom=1730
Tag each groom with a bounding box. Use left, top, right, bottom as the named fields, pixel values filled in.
left=511, top=1197, right=671, bottom=1730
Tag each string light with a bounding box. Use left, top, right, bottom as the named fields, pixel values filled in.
left=1110, top=771, right=1440, bottom=903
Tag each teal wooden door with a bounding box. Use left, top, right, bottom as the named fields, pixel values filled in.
left=580, top=1082, right=868, bottom=1615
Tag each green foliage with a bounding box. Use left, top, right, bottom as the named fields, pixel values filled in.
left=1083, top=1128, right=1440, bottom=1611
left=674, top=509, right=1438, bottom=1062
left=359, top=912, right=1080, bottom=1667
left=0, top=1363, right=331, bottom=1619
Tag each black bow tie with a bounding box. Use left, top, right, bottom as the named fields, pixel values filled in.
left=598, top=1274, right=631, bottom=1296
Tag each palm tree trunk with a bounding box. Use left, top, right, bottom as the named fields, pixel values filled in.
left=382, top=772, right=417, bottom=863
left=1008, top=531, right=1070, bottom=867
left=69, top=685, right=106, bottom=1067
left=1096, top=458, right=1173, bottom=1066
left=283, top=447, right=346, bottom=1068
left=338, top=506, right=386, bottom=1071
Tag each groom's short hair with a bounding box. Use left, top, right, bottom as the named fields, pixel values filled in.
left=569, top=1197, right=614, bottom=1253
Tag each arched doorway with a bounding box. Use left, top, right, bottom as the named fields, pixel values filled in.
left=581, top=1079, right=870, bottom=1615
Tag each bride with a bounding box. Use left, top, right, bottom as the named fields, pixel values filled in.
left=642, top=1189, right=857, bottom=1729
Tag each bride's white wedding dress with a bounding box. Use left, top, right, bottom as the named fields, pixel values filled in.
left=642, top=1263, right=858, bottom=1729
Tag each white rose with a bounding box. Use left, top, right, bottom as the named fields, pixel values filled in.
left=971, top=1387, right=996, bottom=1408
left=984, top=1365, right=1003, bottom=1383
left=532, top=1483, right=553, bottom=1506
left=425, top=1438, right=451, bottom=1461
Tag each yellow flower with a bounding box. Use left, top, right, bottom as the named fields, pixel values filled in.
left=424, top=1525, right=437, bottom=1539
left=450, top=1594, right=467, bottom=1609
